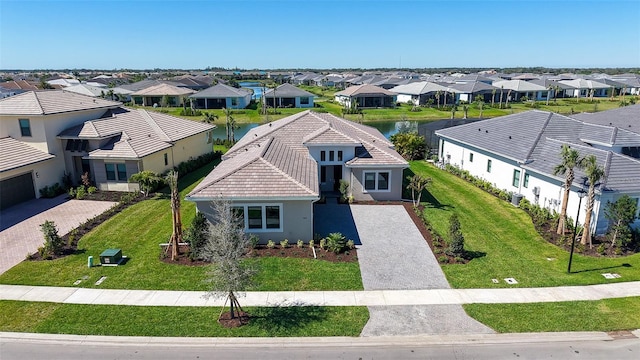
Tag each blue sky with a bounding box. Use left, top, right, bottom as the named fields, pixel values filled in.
left=1, top=0, right=639, bottom=69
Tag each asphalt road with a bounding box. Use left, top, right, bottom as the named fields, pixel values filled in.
left=2, top=337, right=639, bottom=360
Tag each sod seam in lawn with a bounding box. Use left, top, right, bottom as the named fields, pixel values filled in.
left=0, top=300, right=368, bottom=337
left=410, top=161, right=640, bottom=288
left=464, top=297, right=640, bottom=333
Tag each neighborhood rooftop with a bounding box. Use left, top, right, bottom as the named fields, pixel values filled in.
left=0, top=90, right=120, bottom=115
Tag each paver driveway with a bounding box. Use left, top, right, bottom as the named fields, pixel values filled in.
left=315, top=202, right=493, bottom=336
left=0, top=195, right=117, bottom=274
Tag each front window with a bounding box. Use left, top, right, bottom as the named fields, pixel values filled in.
left=338, top=151, right=343, bottom=161
left=164, top=153, right=168, bottom=166
left=300, top=96, right=309, bottom=105
left=19, top=119, right=31, bottom=137
left=231, top=97, right=238, bottom=106
left=234, top=204, right=282, bottom=232
left=117, top=164, right=127, bottom=181
left=469, top=153, right=474, bottom=162
left=363, top=171, right=391, bottom=192
left=512, top=169, right=521, bottom=187
left=523, top=173, right=530, bottom=188
left=105, top=164, right=116, bottom=181
left=487, top=159, right=492, bottom=173
left=320, top=151, right=326, bottom=161
left=329, top=151, right=335, bottom=161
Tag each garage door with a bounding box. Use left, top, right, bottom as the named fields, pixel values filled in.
left=0, top=172, right=36, bottom=210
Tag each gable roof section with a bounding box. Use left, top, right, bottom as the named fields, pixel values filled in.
left=492, top=80, right=548, bottom=92
left=303, top=125, right=361, bottom=146
left=570, top=104, right=640, bottom=135
left=559, top=79, right=610, bottom=89
left=263, top=83, right=314, bottom=98
left=190, top=83, right=251, bottom=98
left=0, top=90, right=120, bottom=115
left=0, top=137, right=55, bottom=172
left=130, top=83, right=196, bottom=96
left=335, top=84, right=396, bottom=97
left=390, top=81, right=448, bottom=95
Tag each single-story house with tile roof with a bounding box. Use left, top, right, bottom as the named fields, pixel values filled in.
left=190, top=83, right=252, bottom=109
left=390, top=81, right=449, bottom=106
left=528, top=78, right=575, bottom=99
left=335, top=84, right=397, bottom=108
left=263, top=83, right=315, bottom=108
left=0, top=90, right=215, bottom=209
left=186, top=110, right=408, bottom=242
left=130, top=83, right=196, bottom=107
left=446, top=81, right=499, bottom=103
left=558, top=79, right=610, bottom=98
left=492, top=80, right=550, bottom=101
left=435, top=107, right=640, bottom=237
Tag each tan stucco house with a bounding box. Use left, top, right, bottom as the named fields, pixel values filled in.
left=0, top=90, right=215, bottom=209
left=186, top=110, right=408, bottom=242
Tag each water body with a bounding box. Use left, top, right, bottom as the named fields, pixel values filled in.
left=238, top=81, right=264, bottom=100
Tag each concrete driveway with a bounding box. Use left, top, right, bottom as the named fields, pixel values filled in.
left=0, top=195, right=117, bottom=274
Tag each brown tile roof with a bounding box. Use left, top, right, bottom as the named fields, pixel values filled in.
left=0, top=80, right=39, bottom=91
left=130, top=83, right=196, bottom=96
left=0, top=90, right=120, bottom=115
left=0, top=137, right=55, bottom=172
left=188, top=110, right=407, bottom=200
left=58, top=108, right=214, bottom=159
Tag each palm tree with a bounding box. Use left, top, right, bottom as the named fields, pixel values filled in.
left=462, top=105, right=469, bottom=119
left=435, top=90, right=442, bottom=109
left=546, top=86, right=552, bottom=106
left=166, top=170, right=182, bottom=261
left=474, top=95, right=484, bottom=119
left=505, top=89, right=513, bottom=109
left=223, top=108, right=235, bottom=143
left=553, top=144, right=582, bottom=235
left=202, top=112, right=218, bottom=124
left=491, top=88, right=496, bottom=108
left=443, top=90, right=449, bottom=108
left=580, top=155, right=605, bottom=246
left=499, top=86, right=504, bottom=109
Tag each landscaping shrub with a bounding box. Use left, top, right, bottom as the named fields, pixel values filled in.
left=280, top=239, right=289, bottom=249
left=39, top=183, right=65, bottom=198
left=390, top=131, right=428, bottom=160
left=325, top=232, right=348, bottom=254
left=447, top=213, right=465, bottom=257
left=249, top=234, right=260, bottom=249
left=266, top=240, right=275, bottom=249
left=172, top=151, right=222, bottom=177
left=40, top=220, right=63, bottom=258
left=184, top=212, right=209, bottom=260
left=297, top=239, right=304, bottom=248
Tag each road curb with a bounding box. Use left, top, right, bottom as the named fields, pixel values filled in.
left=0, top=331, right=625, bottom=347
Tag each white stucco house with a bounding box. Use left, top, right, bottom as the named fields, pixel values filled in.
left=0, top=90, right=215, bottom=209
left=186, top=110, right=408, bottom=242
left=435, top=106, right=640, bottom=237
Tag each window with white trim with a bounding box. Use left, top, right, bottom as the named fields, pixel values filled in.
left=363, top=171, right=390, bottom=192
left=523, top=173, right=530, bottom=188
left=300, top=96, right=310, bottom=105
left=105, top=163, right=127, bottom=181
left=19, top=119, right=31, bottom=137
left=512, top=169, right=521, bottom=187
left=232, top=204, right=282, bottom=232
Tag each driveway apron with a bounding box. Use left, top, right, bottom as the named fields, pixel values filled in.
left=346, top=204, right=493, bottom=336
left=0, top=195, right=117, bottom=275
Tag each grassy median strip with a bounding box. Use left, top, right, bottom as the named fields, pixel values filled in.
left=0, top=163, right=363, bottom=291
left=464, top=297, right=640, bottom=333
left=410, top=161, right=640, bottom=288
left=0, top=301, right=368, bottom=337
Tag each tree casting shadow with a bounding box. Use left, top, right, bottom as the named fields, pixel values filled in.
left=251, top=304, right=328, bottom=334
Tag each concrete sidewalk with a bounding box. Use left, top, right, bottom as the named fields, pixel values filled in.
left=2, top=281, right=640, bottom=307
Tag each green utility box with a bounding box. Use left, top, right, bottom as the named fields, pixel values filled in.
left=100, top=248, right=123, bottom=266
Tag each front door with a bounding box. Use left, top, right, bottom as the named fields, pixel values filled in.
left=333, top=165, right=342, bottom=191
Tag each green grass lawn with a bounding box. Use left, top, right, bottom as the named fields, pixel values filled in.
left=0, top=301, right=368, bottom=337
left=0, top=163, right=363, bottom=291
left=410, top=161, right=640, bottom=288
left=464, top=297, right=640, bottom=333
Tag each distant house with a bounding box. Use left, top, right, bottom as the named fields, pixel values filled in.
left=390, top=81, right=449, bottom=105
left=63, top=84, right=133, bottom=102
left=446, top=81, right=498, bottom=103
left=528, top=78, right=575, bottom=99
left=335, top=84, right=397, bottom=108
left=186, top=110, right=408, bottom=242
left=436, top=107, right=640, bottom=237
left=558, top=79, right=610, bottom=98
left=492, top=80, right=549, bottom=101
left=263, top=83, right=315, bottom=108
left=0, top=91, right=214, bottom=209
left=190, top=83, right=252, bottom=109
left=130, top=83, right=196, bottom=106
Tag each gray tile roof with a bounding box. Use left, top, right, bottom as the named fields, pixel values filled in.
left=528, top=79, right=575, bottom=90
left=335, top=84, right=396, bottom=97
left=0, top=90, right=120, bottom=115
left=188, top=111, right=407, bottom=200
left=0, top=137, right=55, bottom=172
left=570, top=104, right=640, bottom=135
left=263, top=83, right=314, bottom=98
left=446, top=81, right=498, bottom=93
left=58, top=107, right=214, bottom=160
left=390, top=81, right=449, bottom=95
left=190, top=83, right=251, bottom=98
left=558, top=79, right=610, bottom=89
left=492, top=80, right=548, bottom=92
left=437, top=109, right=640, bottom=193
left=130, top=83, right=196, bottom=96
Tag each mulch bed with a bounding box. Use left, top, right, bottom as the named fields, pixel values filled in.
left=160, top=244, right=358, bottom=265
left=535, top=221, right=636, bottom=257
left=218, top=311, right=250, bottom=328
